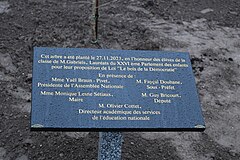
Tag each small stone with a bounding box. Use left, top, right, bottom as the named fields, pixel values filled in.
left=0, top=147, right=7, bottom=158
left=65, top=132, right=89, bottom=139
left=24, top=139, right=33, bottom=144
left=27, top=74, right=32, bottom=80
left=0, top=1, right=10, bottom=13
left=163, top=16, right=169, bottom=20
left=229, top=11, right=238, bottom=15
left=16, top=155, right=28, bottom=160
left=0, top=53, right=17, bottom=73
left=182, top=21, right=189, bottom=26
left=200, top=8, right=214, bottom=14
left=59, top=153, right=64, bottom=157
left=229, top=150, right=237, bottom=157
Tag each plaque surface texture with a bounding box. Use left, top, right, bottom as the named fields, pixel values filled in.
left=31, top=47, right=205, bottom=131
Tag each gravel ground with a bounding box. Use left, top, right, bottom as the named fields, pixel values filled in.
left=0, top=0, right=240, bottom=159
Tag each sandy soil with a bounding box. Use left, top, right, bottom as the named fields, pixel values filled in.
left=0, top=0, right=240, bottom=159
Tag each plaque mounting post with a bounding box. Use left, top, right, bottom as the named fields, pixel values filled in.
left=98, top=132, right=123, bottom=160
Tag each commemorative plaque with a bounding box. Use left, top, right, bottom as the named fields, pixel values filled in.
left=31, top=47, right=205, bottom=131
